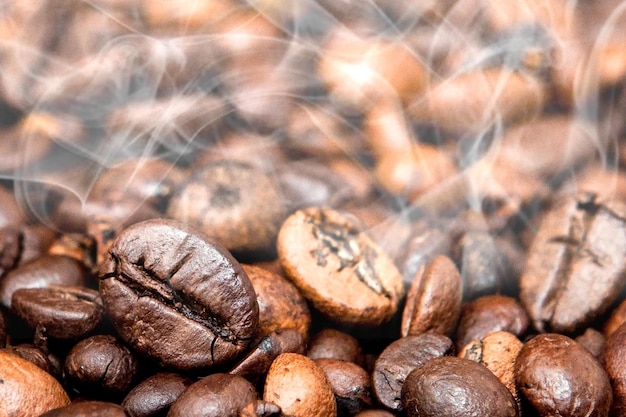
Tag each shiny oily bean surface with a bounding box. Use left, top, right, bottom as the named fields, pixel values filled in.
left=402, top=356, right=519, bottom=417
left=98, top=218, right=258, bottom=371
left=122, top=373, right=193, bottom=417
left=515, top=333, right=612, bottom=417
left=277, top=207, right=404, bottom=327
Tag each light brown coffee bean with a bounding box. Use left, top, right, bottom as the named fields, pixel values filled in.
left=0, top=350, right=70, bottom=417
left=401, top=255, right=462, bottom=337
left=277, top=207, right=404, bottom=327
left=264, top=353, right=337, bottom=417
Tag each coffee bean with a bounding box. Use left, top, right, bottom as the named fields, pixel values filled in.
left=47, top=233, right=97, bottom=274
left=122, top=372, right=193, bottom=417
left=11, top=285, right=103, bottom=339
left=372, top=333, right=453, bottom=411
left=64, top=334, right=139, bottom=397
left=603, top=321, right=626, bottom=416
left=402, top=356, right=519, bottom=417
left=315, top=358, right=372, bottom=416
left=603, top=298, right=626, bottom=338
left=520, top=193, right=626, bottom=334
left=0, top=226, right=22, bottom=278
left=307, top=328, right=365, bottom=367
left=242, top=264, right=311, bottom=341
left=0, top=254, right=87, bottom=309
left=515, top=333, right=612, bottom=416
left=229, top=329, right=306, bottom=384
left=1, top=344, right=57, bottom=375
left=39, top=401, right=128, bottom=417
left=238, top=400, right=282, bottom=417
left=0, top=350, right=70, bottom=417
left=263, top=353, right=337, bottom=417
left=277, top=207, right=404, bottom=327
left=454, top=294, right=529, bottom=351
left=167, top=160, right=285, bottom=256
left=400, top=255, right=462, bottom=337
left=167, top=373, right=258, bottom=417
left=99, top=218, right=258, bottom=371
left=575, top=328, right=606, bottom=360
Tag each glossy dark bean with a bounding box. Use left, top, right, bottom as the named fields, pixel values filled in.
left=99, top=219, right=258, bottom=371
left=402, top=356, right=519, bottom=417
left=373, top=333, right=453, bottom=411
left=122, top=373, right=193, bottom=417
left=315, top=358, right=372, bottom=416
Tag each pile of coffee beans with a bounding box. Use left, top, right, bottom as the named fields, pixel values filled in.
left=1, top=0, right=626, bottom=416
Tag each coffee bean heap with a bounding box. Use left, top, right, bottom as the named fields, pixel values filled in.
left=1, top=1, right=626, bottom=416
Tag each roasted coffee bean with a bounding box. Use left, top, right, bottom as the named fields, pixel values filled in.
left=39, top=401, right=129, bottom=417
left=242, top=264, right=311, bottom=341
left=0, top=350, right=70, bottom=417
left=277, top=207, right=404, bottom=327
left=454, top=294, right=529, bottom=351
left=0, top=254, right=86, bottom=309
left=459, top=331, right=523, bottom=408
left=230, top=329, right=306, bottom=384
left=603, top=321, right=626, bottom=416
left=372, top=332, right=453, bottom=411
left=575, top=328, right=606, bottom=360
left=99, top=219, right=258, bottom=371
left=520, top=193, right=626, bottom=334
left=167, top=373, right=258, bottom=417
left=315, top=358, right=372, bottom=416
left=515, top=333, right=612, bottom=416
left=167, top=160, right=285, bottom=256
left=64, top=334, right=139, bottom=397
left=264, top=353, right=337, bottom=417
left=122, top=372, right=193, bottom=417
left=1, top=344, right=56, bottom=375
left=400, top=255, right=462, bottom=337
left=47, top=233, right=97, bottom=273
left=603, top=298, right=626, bottom=338
left=307, top=328, right=365, bottom=367
left=0, top=226, right=22, bottom=277
left=402, top=356, right=519, bottom=417
left=11, top=285, right=103, bottom=339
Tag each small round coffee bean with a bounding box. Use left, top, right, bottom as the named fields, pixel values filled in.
left=454, top=294, right=529, bottom=351
left=277, top=207, right=404, bottom=327
left=167, top=373, right=258, bottom=417
left=39, top=401, right=128, bottom=417
left=0, top=254, right=86, bottom=309
left=243, top=264, right=311, bottom=341
left=0, top=350, right=70, bottom=417
left=167, top=160, right=286, bottom=256
left=515, top=333, right=612, bottom=416
left=64, top=334, right=139, bottom=397
left=11, top=285, right=103, bottom=339
left=400, top=255, right=462, bottom=337
left=402, top=356, right=519, bottom=417
left=264, top=353, right=336, bottom=417
left=603, top=321, right=626, bottom=416
left=98, top=218, right=258, bottom=371
left=315, top=358, right=372, bottom=416
left=307, top=328, right=365, bottom=367
left=122, top=373, right=193, bottom=417
left=372, top=333, right=453, bottom=411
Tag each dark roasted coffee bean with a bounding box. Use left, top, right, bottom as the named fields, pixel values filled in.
left=263, top=353, right=337, bottom=417
left=372, top=333, right=453, bottom=411
left=515, top=333, right=612, bottom=416
left=39, top=401, right=128, bottom=417
left=167, top=373, right=258, bottom=417
left=277, top=207, right=404, bottom=327
left=575, top=328, right=606, bottom=359
left=1, top=344, right=56, bottom=375
left=307, top=328, right=365, bottom=367
left=400, top=255, right=462, bottom=337
left=64, top=334, right=139, bottom=397
left=242, top=264, right=311, bottom=341
left=99, top=219, right=258, bottom=371
left=0, top=226, right=22, bottom=277
left=11, top=285, right=103, bottom=339
left=454, top=294, right=529, bottom=351
left=603, top=321, right=626, bottom=416
left=520, top=193, right=626, bottom=334
left=167, top=160, right=285, bottom=256
left=315, top=358, right=372, bottom=416
left=0, top=254, right=86, bottom=309
left=122, top=373, right=193, bottom=417
left=0, top=350, right=70, bottom=417
left=402, top=356, right=519, bottom=417
left=230, top=329, right=306, bottom=384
